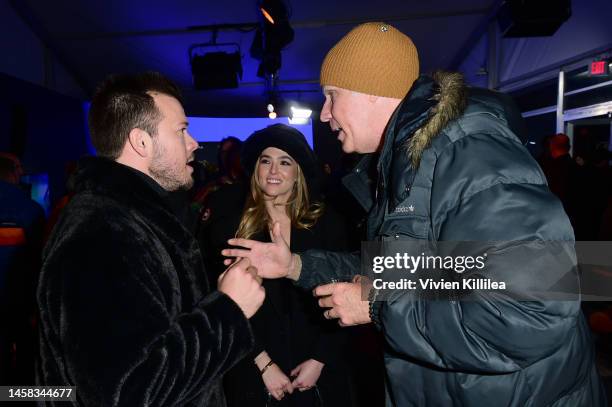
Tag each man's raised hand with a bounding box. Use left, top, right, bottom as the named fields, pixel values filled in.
left=222, top=222, right=298, bottom=280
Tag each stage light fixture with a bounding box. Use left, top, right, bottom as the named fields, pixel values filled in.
left=189, top=42, right=243, bottom=90
left=251, top=0, right=294, bottom=78
left=267, top=100, right=277, bottom=119
left=260, top=7, right=275, bottom=24
left=259, top=0, right=288, bottom=26
left=288, top=106, right=312, bottom=125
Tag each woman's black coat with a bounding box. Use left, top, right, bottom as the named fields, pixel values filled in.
left=199, top=184, right=353, bottom=406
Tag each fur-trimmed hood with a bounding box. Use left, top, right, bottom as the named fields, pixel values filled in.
left=341, top=71, right=528, bottom=215
left=397, top=71, right=529, bottom=169
left=338, top=72, right=469, bottom=215
left=402, top=71, right=468, bottom=168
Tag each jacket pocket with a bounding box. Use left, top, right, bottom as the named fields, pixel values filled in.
left=379, top=216, right=429, bottom=240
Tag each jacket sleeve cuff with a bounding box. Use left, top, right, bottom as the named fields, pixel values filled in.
left=369, top=288, right=383, bottom=330
left=295, top=251, right=317, bottom=289
left=295, top=250, right=358, bottom=289
left=199, top=291, right=255, bottom=353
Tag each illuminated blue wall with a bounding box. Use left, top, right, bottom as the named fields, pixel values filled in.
left=187, top=116, right=313, bottom=148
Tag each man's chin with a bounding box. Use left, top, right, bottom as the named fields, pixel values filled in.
left=181, top=178, right=194, bottom=191
left=341, top=145, right=355, bottom=154
left=156, top=177, right=193, bottom=192
left=178, top=174, right=195, bottom=190
left=171, top=177, right=194, bottom=192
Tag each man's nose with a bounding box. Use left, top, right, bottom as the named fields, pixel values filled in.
left=320, top=100, right=331, bottom=123
left=187, top=134, right=198, bottom=152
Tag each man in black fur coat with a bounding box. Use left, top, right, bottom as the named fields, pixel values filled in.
left=37, top=72, right=265, bottom=406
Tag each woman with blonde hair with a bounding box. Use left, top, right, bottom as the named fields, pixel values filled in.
left=222, top=124, right=352, bottom=406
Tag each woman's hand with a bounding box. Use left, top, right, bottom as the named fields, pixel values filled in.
left=262, top=363, right=294, bottom=401
left=290, top=359, right=325, bottom=391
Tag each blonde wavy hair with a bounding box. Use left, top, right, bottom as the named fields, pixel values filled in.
left=235, top=157, right=324, bottom=240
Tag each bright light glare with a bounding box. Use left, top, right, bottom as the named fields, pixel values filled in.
left=260, top=7, right=275, bottom=24
left=290, top=106, right=312, bottom=119
left=288, top=117, right=309, bottom=125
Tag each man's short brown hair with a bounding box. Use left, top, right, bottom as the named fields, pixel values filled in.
left=88, top=71, right=182, bottom=159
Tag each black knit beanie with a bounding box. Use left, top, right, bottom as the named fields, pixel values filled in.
left=241, top=124, right=317, bottom=178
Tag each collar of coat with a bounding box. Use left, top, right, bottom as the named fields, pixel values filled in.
left=72, top=156, right=171, bottom=213
left=341, top=72, right=468, bottom=214
left=392, top=71, right=468, bottom=168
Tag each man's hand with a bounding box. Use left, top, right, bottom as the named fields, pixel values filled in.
left=314, top=282, right=371, bottom=326
left=290, top=359, right=324, bottom=391
left=222, top=222, right=298, bottom=280
left=218, top=257, right=265, bottom=319
left=262, top=363, right=294, bottom=401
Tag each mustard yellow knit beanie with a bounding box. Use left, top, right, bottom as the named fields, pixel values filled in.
left=320, top=22, right=419, bottom=99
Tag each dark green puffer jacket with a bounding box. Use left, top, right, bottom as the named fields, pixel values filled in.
left=298, top=72, right=606, bottom=406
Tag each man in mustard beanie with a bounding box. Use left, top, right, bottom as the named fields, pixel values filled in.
left=225, top=22, right=606, bottom=406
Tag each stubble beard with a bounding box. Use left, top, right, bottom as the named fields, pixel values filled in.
left=149, top=139, right=193, bottom=192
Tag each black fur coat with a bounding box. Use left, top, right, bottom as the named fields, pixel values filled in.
left=37, top=157, right=254, bottom=406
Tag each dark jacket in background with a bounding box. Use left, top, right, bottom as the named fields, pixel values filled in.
left=37, top=157, right=254, bottom=406
left=296, top=72, right=606, bottom=406
left=197, top=182, right=249, bottom=287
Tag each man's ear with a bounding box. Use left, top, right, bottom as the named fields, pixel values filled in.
left=127, top=128, right=151, bottom=158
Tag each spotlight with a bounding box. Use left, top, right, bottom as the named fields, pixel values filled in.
left=258, top=0, right=289, bottom=26
left=260, top=7, right=275, bottom=24
left=250, top=0, right=294, bottom=78
left=288, top=106, right=312, bottom=125
left=267, top=100, right=277, bottom=119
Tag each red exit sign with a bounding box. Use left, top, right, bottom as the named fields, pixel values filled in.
left=590, top=60, right=609, bottom=76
